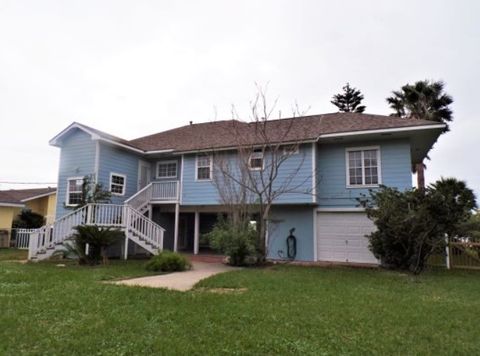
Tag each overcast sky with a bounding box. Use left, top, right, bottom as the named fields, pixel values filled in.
left=0, top=0, right=479, bottom=196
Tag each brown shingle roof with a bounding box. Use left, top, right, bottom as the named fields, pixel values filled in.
left=128, top=112, right=442, bottom=152
left=0, top=188, right=56, bottom=205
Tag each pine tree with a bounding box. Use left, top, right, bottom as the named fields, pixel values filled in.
left=331, top=83, right=366, bottom=113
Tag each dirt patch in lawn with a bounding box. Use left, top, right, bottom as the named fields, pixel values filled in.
left=197, top=287, right=248, bottom=294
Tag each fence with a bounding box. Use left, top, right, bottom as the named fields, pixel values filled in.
left=448, top=238, right=480, bottom=269
left=12, top=229, right=35, bottom=249
left=429, top=236, right=480, bottom=270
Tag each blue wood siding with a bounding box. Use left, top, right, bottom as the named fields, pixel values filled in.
left=316, top=139, right=412, bottom=207
left=55, top=129, right=96, bottom=219
left=97, top=143, right=141, bottom=205
left=181, top=153, right=217, bottom=205
left=274, top=143, right=314, bottom=204
left=181, top=144, right=314, bottom=205
left=267, top=205, right=315, bottom=261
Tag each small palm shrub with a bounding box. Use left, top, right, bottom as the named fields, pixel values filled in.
left=206, top=219, right=257, bottom=266
left=145, top=251, right=191, bottom=272
left=65, top=225, right=124, bottom=265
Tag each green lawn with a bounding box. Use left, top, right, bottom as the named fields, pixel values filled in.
left=0, top=253, right=479, bottom=355
left=0, top=248, right=28, bottom=261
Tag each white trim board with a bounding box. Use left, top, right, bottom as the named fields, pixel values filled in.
left=311, top=143, right=317, bottom=204
left=180, top=155, right=184, bottom=204
left=0, top=202, right=25, bottom=208
left=94, top=141, right=100, bottom=181
left=312, top=208, right=317, bottom=261
left=316, top=207, right=366, bottom=212
left=49, top=122, right=170, bottom=155
left=317, top=123, right=445, bottom=140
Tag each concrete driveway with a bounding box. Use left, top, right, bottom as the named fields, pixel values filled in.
left=111, top=261, right=239, bottom=291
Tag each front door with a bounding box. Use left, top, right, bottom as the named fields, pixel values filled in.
left=138, top=161, right=151, bottom=190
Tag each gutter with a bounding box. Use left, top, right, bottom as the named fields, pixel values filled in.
left=316, top=123, right=446, bottom=140
left=0, top=202, right=25, bottom=208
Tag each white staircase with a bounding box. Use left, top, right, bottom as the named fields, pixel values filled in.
left=125, top=181, right=179, bottom=212
left=28, top=203, right=165, bottom=261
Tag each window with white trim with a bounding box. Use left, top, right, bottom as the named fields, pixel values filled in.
left=66, top=177, right=83, bottom=206
left=249, top=151, right=264, bottom=170
left=156, top=161, right=177, bottom=178
left=346, top=148, right=381, bottom=187
left=196, top=155, right=212, bottom=180
left=110, top=173, right=126, bottom=195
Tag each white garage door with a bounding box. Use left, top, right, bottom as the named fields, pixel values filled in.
left=316, top=212, right=378, bottom=264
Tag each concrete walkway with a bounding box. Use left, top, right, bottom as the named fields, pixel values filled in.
left=111, top=262, right=239, bottom=291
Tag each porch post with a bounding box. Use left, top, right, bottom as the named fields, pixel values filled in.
left=173, top=203, right=180, bottom=252
left=124, top=205, right=130, bottom=260
left=194, top=211, right=200, bottom=255
left=445, top=235, right=451, bottom=270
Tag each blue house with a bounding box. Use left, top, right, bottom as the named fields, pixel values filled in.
left=28, top=113, right=444, bottom=264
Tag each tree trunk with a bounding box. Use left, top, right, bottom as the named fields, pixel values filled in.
left=416, top=162, right=425, bottom=191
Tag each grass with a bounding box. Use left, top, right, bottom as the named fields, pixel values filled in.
left=0, top=252, right=479, bottom=355
left=0, top=248, right=28, bottom=261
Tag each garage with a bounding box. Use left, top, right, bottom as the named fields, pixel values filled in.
left=316, top=212, right=378, bottom=264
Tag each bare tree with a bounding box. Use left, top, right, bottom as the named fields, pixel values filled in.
left=212, top=85, right=312, bottom=260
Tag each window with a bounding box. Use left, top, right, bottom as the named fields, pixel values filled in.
left=66, top=177, right=83, bottom=206
left=110, top=173, right=126, bottom=195
left=283, top=144, right=299, bottom=156
left=196, top=155, right=212, bottom=180
left=249, top=151, right=264, bottom=170
left=156, top=161, right=177, bottom=178
left=346, top=147, right=381, bottom=187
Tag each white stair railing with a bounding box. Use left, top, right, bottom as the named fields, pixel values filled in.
left=28, top=203, right=165, bottom=260
left=124, top=183, right=153, bottom=211
left=13, top=228, right=36, bottom=249
left=28, top=205, right=90, bottom=259
left=125, top=206, right=164, bottom=251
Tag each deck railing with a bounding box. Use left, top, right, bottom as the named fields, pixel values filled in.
left=151, top=181, right=179, bottom=201
left=13, top=229, right=35, bottom=249
left=27, top=203, right=165, bottom=260
left=125, top=181, right=179, bottom=211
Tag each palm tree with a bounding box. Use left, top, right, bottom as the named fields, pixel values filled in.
left=386, top=80, right=453, bottom=189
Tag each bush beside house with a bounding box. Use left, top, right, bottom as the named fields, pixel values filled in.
left=361, top=178, right=477, bottom=274
left=145, top=251, right=191, bottom=272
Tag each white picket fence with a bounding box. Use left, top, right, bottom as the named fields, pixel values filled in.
left=13, top=229, right=35, bottom=249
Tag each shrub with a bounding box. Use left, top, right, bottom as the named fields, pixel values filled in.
left=145, top=251, right=191, bottom=272
left=206, top=219, right=257, bottom=266
left=65, top=225, right=124, bottom=265
left=12, top=209, right=45, bottom=229
left=361, top=178, right=476, bottom=274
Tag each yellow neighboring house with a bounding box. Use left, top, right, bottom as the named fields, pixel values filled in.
left=0, top=188, right=56, bottom=246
